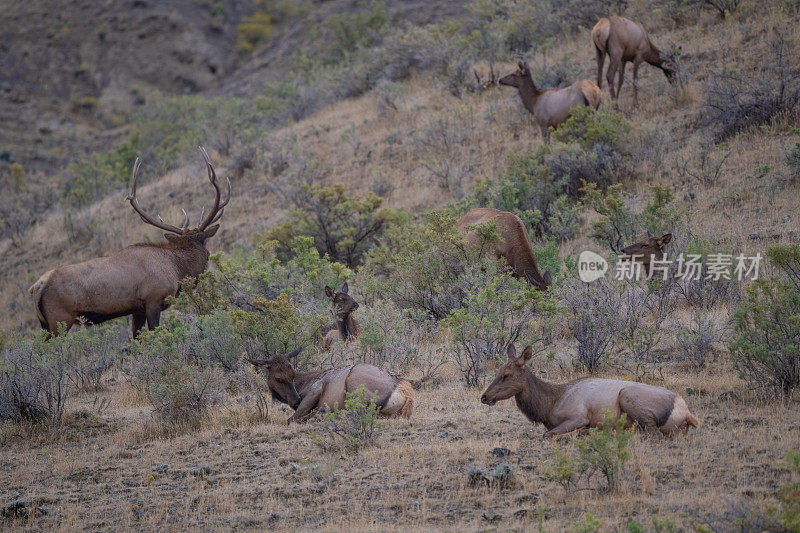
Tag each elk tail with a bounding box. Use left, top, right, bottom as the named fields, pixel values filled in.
left=29, top=275, right=50, bottom=330
left=396, top=380, right=415, bottom=418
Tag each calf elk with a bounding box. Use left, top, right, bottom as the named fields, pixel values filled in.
left=322, top=283, right=360, bottom=351
left=457, top=208, right=551, bottom=290
left=499, top=61, right=601, bottom=141
left=248, top=348, right=414, bottom=423
left=592, top=16, right=679, bottom=106
left=621, top=233, right=672, bottom=276
left=29, top=147, right=230, bottom=336
left=481, top=344, right=698, bottom=436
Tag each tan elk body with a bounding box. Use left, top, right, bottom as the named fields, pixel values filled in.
left=621, top=233, right=673, bottom=276
left=592, top=16, right=679, bottom=106
left=321, top=283, right=361, bottom=351
left=29, top=148, right=230, bottom=335
left=481, top=345, right=698, bottom=436
left=248, top=349, right=414, bottom=423
left=499, top=61, right=601, bottom=141
left=457, top=208, right=551, bottom=289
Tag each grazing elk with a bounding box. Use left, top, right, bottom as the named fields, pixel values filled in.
left=248, top=348, right=414, bottom=423
left=322, top=283, right=361, bottom=351
left=481, top=344, right=698, bottom=437
left=457, top=208, right=552, bottom=290
left=621, top=233, right=673, bottom=277
left=29, top=147, right=230, bottom=336
left=499, top=61, right=601, bottom=141
left=592, top=16, right=679, bottom=106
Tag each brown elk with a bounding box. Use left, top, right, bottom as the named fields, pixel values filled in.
left=29, top=147, right=230, bottom=336
left=457, top=208, right=552, bottom=290
left=499, top=61, right=601, bottom=141
left=481, top=344, right=698, bottom=437
left=247, top=348, right=414, bottom=423
left=592, top=16, right=679, bottom=106
left=621, top=233, right=672, bottom=276
left=322, top=283, right=361, bottom=351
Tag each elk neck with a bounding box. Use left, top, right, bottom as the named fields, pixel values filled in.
left=337, top=313, right=359, bottom=340
left=144, top=239, right=212, bottom=279
left=644, top=39, right=664, bottom=68
left=514, top=370, right=566, bottom=427
left=518, top=76, right=543, bottom=114
left=292, top=368, right=327, bottom=391
left=511, top=235, right=548, bottom=286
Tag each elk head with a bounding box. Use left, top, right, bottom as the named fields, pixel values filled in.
left=481, top=344, right=535, bottom=405
left=622, top=233, right=672, bottom=274
left=247, top=347, right=303, bottom=409
left=127, top=146, right=230, bottom=250
left=499, top=61, right=533, bottom=88
left=659, top=47, right=682, bottom=85
left=325, top=283, right=359, bottom=319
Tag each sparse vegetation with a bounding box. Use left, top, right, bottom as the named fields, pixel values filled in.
left=314, top=385, right=381, bottom=451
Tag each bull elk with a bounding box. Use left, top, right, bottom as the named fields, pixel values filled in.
left=247, top=348, right=414, bottom=423
left=621, top=233, right=672, bottom=276
left=499, top=61, right=601, bottom=142
left=592, top=16, right=680, bottom=106
left=481, top=344, right=698, bottom=437
left=457, top=208, right=552, bottom=290
left=322, top=283, right=361, bottom=351
left=29, top=147, right=230, bottom=336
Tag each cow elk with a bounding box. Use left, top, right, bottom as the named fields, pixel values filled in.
left=247, top=348, right=414, bottom=423
left=621, top=233, right=672, bottom=277
left=29, top=147, right=230, bottom=336
left=499, top=61, right=601, bottom=142
left=457, top=208, right=552, bottom=290
left=480, top=344, right=698, bottom=437
left=592, top=16, right=680, bottom=106
left=322, top=283, right=361, bottom=351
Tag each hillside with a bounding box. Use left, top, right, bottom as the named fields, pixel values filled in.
left=1, top=0, right=800, bottom=530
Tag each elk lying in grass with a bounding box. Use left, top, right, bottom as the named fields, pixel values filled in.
left=480, top=344, right=698, bottom=437
left=621, top=233, right=673, bottom=277
left=592, top=16, right=679, bottom=106
left=29, top=147, right=230, bottom=336
left=248, top=348, right=414, bottom=423
left=457, top=208, right=552, bottom=290
left=499, top=61, right=601, bottom=141
left=322, top=283, right=361, bottom=351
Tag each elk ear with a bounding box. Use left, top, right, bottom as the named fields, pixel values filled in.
left=247, top=357, right=271, bottom=368
left=517, top=61, right=525, bottom=70
left=340, top=282, right=349, bottom=294
left=517, top=345, right=534, bottom=367
left=660, top=233, right=673, bottom=245
left=202, top=224, right=220, bottom=240
left=325, top=286, right=335, bottom=299
left=164, top=233, right=182, bottom=243
left=522, top=61, right=531, bottom=73
left=542, top=270, right=552, bottom=287
left=506, top=344, right=517, bottom=362
left=286, top=347, right=302, bottom=359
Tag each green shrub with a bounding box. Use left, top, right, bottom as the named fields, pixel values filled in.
left=265, top=182, right=406, bottom=268
left=543, top=443, right=578, bottom=493
left=577, top=411, right=634, bottom=492
left=554, top=105, right=632, bottom=150
left=237, top=12, right=273, bottom=52
left=572, top=511, right=603, bottom=533
left=443, top=272, right=558, bottom=386
left=780, top=449, right=800, bottom=532
left=129, top=324, right=227, bottom=426
left=786, top=143, right=800, bottom=183
left=731, top=277, right=800, bottom=398
left=362, top=211, right=476, bottom=320
left=314, top=385, right=381, bottom=451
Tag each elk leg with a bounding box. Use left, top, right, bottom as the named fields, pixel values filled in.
left=145, top=307, right=161, bottom=330
left=632, top=61, right=640, bottom=107
left=288, top=388, right=323, bottom=423
left=596, top=47, right=606, bottom=89
left=543, top=417, right=590, bottom=438
left=617, top=62, right=626, bottom=101
left=131, top=313, right=147, bottom=337
left=606, top=59, right=618, bottom=99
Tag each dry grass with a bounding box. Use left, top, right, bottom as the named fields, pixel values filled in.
left=1, top=353, right=798, bottom=531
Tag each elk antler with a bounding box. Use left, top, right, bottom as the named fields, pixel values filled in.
left=197, top=147, right=231, bottom=231
left=127, top=158, right=187, bottom=234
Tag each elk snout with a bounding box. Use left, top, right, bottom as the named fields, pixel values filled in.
left=480, top=394, right=496, bottom=406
